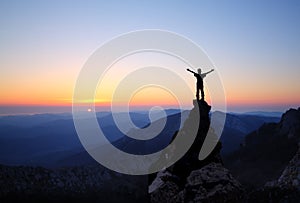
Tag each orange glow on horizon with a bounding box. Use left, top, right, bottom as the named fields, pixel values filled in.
left=1, top=99, right=298, bottom=109
left=1, top=80, right=299, bottom=109
left=0, top=95, right=299, bottom=108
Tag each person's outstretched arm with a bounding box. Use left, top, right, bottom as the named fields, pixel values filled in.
left=204, top=69, right=214, bottom=75
left=186, top=68, right=196, bottom=74
left=201, top=69, right=214, bottom=78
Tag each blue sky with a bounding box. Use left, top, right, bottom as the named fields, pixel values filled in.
left=0, top=0, right=299, bottom=113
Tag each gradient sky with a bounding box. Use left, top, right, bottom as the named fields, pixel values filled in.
left=0, top=0, right=299, bottom=114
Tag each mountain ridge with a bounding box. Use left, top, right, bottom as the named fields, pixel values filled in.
left=224, top=107, right=300, bottom=189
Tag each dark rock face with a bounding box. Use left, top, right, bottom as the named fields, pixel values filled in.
left=149, top=170, right=180, bottom=203
left=149, top=100, right=244, bottom=202
left=224, top=107, right=300, bottom=188
left=182, top=163, right=243, bottom=203
left=276, top=146, right=300, bottom=191
left=279, top=108, right=300, bottom=137
left=249, top=147, right=300, bottom=202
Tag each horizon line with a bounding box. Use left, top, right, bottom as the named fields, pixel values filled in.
left=0, top=107, right=290, bottom=117
left=0, top=103, right=298, bottom=116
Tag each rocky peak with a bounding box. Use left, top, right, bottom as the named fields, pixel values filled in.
left=279, top=108, right=300, bottom=138
left=149, top=100, right=243, bottom=202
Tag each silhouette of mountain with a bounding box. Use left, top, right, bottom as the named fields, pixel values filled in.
left=55, top=111, right=189, bottom=167
left=0, top=118, right=82, bottom=166
left=0, top=113, right=72, bottom=127
left=213, top=111, right=280, bottom=155
left=0, top=109, right=280, bottom=168
left=224, top=107, right=300, bottom=188
left=113, top=111, right=189, bottom=155
left=0, top=111, right=162, bottom=167
left=240, top=111, right=283, bottom=117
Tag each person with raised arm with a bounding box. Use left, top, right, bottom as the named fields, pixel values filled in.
left=187, top=68, right=214, bottom=101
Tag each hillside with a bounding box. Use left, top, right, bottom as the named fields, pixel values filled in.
left=213, top=111, right=280, bottom=155
left=0, top=164, right=147, bottom=203
left=224, top=107, right=300, bottom=188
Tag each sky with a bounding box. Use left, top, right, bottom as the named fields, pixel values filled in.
left=0, top=0, right=299, bottom=114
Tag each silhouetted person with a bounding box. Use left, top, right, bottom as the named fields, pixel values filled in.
left=187, top=68, right=214, bottom=100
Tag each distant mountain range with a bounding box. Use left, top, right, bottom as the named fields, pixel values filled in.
left=52, top=110, right=190, bottom=167
left=0, top=109, right=280, bottom=167
left=0, top=109, right=282, bottom=168
left=231, top=111, right=283, bottom=118
left=0, top=109, right=182, bottom=167
left=213, top=111, right=281, bottom=155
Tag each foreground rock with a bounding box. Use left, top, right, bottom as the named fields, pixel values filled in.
left=149, top=100, right=244, bottom=202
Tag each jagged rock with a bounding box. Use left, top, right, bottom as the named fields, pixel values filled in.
left=279, top=108, right=300, bottom=137
left=277, top=145, right=300, bottom=190
left=149, top=100, right=243, bottom=202
left=149, top=170, right=180, bottom=203
left=149, top=170, right=175, bottom=193
left=257, top=145, right=300, bottom=202
left=150, top=163, right=244, bottom=203
left=183, top=163, right=244, bottom=203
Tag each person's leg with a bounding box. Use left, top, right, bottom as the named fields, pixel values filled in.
left=201, top=87, right=204, bottom=100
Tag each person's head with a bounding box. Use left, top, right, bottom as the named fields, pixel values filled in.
left=197, top=68, right=202, bottom=74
